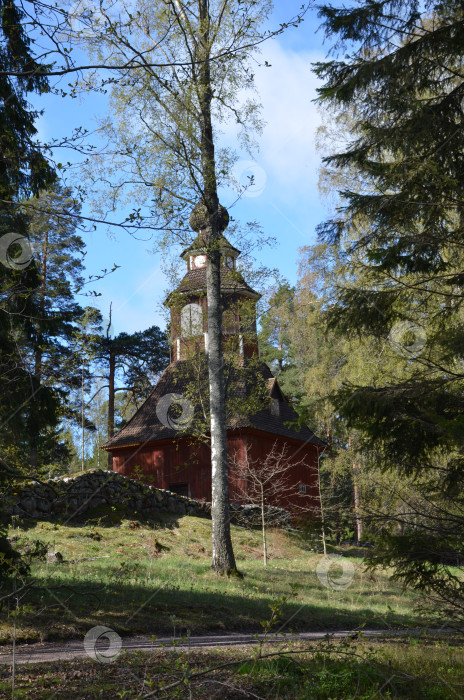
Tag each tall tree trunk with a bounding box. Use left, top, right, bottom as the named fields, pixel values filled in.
left=34, top=229, right=48, bottom=383
left=318, top=445, right=327, bottom=555
left=348, top=436, right=363, bottom=543
left=198, top=0, right=237, bottom=574
left=107, top=350, right=115, bottom=469
left=353, top=461, right=363, bottom=543
left=81, top=360, right=85, bottom=472
left=260, top=485, right=268, bottom=566
left=30, top=230, right=48, bottom=469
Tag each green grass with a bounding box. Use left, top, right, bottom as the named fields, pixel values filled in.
left=1, top=637, right=463, bottom=698
left=1, top=510, right=427, bottom=645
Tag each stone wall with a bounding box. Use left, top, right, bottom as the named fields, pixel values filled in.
left=3, top=469, right=289, bottom=526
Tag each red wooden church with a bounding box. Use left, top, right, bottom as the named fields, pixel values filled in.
left=102, top=204, right=324, bottom=514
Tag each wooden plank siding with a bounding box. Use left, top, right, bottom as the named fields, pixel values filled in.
left=112, top=428, right=321, bottom=515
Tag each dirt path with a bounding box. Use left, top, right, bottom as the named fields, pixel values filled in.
left=0, top=628, right=433, bottom=665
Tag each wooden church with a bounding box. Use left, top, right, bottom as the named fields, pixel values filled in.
left=102, top=204, right=324, bottom=514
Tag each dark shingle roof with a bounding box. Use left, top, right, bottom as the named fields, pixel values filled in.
left=166, top=267, right=260, bottom=303
left=180, top=232, right=240, bottom=258
left=102, top=360, right=324, bottom=450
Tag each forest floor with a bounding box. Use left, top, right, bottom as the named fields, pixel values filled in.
left=1, top=510, right=462, bottom=697
left=1, top=509, right=427, bottom=645
left=1, top=633, right=463, bottom=698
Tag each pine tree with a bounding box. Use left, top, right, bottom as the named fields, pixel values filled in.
left=259, top=284, right=295, bottom=372
left=96, top=320, right=169, bottom=467
left=19, top=187, right=88, bottom=467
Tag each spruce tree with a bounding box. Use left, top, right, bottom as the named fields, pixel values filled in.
left=0, top=0, right=56, bottom=579
left=0, top=0, right=57, bottom=470
left=314, top=0, right=464, bottom=476
left=315, top=0, right=464, bottom=614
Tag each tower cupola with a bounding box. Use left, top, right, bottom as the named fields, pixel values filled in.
left=181, top=200, right=239, bottom=272
left=166, top=201, right=260, bottom=362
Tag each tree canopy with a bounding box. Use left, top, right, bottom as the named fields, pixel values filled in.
left=312, top=0, right=464, bottom=618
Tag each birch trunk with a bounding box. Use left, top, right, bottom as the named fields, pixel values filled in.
left=353, top=461, right=363, bottom=543
left=198, top=0, right=237, bottom=574
left=317, top=446, right=327, bottom=555
left=260, top=485, right=268, bottom=566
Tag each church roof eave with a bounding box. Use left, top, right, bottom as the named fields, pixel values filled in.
left=180, top=233, right=241, bottom=259
left=102, top=360, right=325, bottom=450
left=165, top=286, right=260, bottom=304
left=164, top=267, right=261, bottom=305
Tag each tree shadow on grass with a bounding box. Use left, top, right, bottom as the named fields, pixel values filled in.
left=0, top=566, right=422, bottom=645
left=2, top=513, right=425, bottom=646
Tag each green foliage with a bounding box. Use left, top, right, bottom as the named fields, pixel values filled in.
left=1, top=639, right=463, bottom=699
left=0, top=2, right=60, bottom=472
left=313, top=0, right=464, bottom=617
left=259, top=282, right=296, bottom=378
left=0, top=526, right=29, bottom=582
left=0, top=0, right=55, bottom=204
left=314, top=0, right=464, bottom=476
left=0, top=0, right=59, bottom=573
left=98, top=324, right=169, bottom=409
left=80, top=0, right=272, bottom=242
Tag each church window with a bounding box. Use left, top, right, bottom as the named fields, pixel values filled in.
left=181, top=303, right=203, bottom=336
left=299, top=484, right=307, bottom=494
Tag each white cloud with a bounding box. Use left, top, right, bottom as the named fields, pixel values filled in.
left=219, top=40, right=325, bottom=207
left=254, top=41, right=324, bottom=201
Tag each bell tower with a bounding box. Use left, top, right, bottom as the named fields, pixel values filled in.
left=165, top=201, right=261, bottom=362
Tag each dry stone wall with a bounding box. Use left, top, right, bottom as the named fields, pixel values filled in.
left=3, top=469, right=289, bottom=526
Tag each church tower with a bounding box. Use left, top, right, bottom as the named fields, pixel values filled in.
left=102, top=203, right=324, bottom=513
left=167, top=201, right=260, bottom=363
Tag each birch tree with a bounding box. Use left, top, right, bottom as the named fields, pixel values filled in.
left=229, top=442, right=306, bottom=566
left=74, top=0, right=307, bottom=574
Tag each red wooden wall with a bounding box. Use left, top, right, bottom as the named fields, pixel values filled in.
left=112, top=437, right=213, bottom=501
left=230, top=430, right=321, bottom=514
left=111, top=428, right=321, bottom=517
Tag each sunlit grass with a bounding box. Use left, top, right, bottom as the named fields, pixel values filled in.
left=1, top=513, right=426, bottom=644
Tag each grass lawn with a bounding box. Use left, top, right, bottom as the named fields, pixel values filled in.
left=1, top=636, right=463, bottom=698
left=0, top=508, right=428, bottom=646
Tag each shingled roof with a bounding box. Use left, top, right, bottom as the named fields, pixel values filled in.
left=102, top=360, right=325, bottom=450
left=167, top=266, right=260, bottom=301
left=180, top=231, right=240, bottom=258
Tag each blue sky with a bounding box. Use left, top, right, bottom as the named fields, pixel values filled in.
left=35, top=2, right=330, bottom=336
